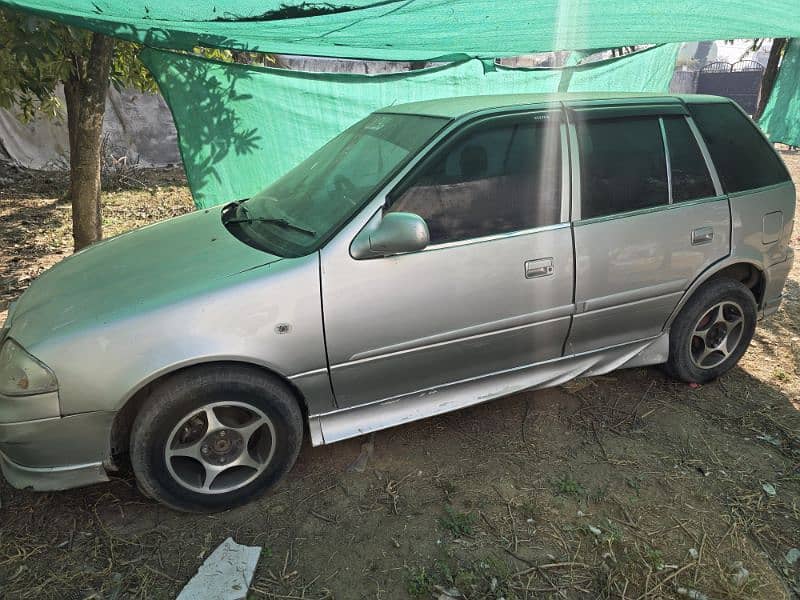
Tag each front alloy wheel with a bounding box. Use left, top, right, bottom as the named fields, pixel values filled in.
left=165, top=402, right=277, bottom=495
left=130, top=365, right=303, bottom=513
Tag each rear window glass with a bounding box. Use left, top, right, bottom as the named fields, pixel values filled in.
left=576, top=117, right=669, bottom=219
left=688, top=103, right=789, bottom=194
left=663, top=116, right=716, bottom=202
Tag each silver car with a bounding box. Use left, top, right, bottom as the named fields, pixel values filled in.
left=0, top=93, right=794, bottom=512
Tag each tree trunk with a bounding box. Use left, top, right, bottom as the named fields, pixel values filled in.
left=66, top=33, right=114, bottom=251
left=63, top=74, right=81, bottom=195
left=755, top=38, right=788, bottom=121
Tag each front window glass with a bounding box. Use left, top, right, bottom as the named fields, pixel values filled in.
left=577, top=116, right=669, bottom=220
left=389, top=115, right=563, bottom=245
left=225, top=113, right=449, bottom=257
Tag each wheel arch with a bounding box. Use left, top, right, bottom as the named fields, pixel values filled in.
left=664, top=258, right=765, bottom=330
left=109, top=360, right=308, bottom=465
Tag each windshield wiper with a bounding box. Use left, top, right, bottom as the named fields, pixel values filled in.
left=225, top=216, right=316, bottom=237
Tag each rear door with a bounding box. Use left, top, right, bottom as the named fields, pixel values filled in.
left=566, top=103, right=730, bottom=354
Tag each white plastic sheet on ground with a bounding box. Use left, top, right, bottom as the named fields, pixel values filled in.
left=176, top=537, right=262, bottom=600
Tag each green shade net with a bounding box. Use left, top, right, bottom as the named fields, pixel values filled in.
left=760, top=39, right=800, bottom=148
left=6, top=0, right=793, bottom=206
left=141, top=44, right=680, bottom=208
left=2, top=0, right=800, bottom=60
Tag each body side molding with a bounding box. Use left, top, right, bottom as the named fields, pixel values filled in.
left=308, top=334, right=668, bottom=446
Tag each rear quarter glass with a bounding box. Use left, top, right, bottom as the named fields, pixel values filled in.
left=687, top=102, right=790, bottom=193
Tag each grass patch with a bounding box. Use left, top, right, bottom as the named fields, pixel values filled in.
left=405, top=566, right=433, bottom=598
left=644, top=547, right=665, bottom=571
left=438, top=505, right=477, bottom=537
left=553, top=473, right=586, bottom=496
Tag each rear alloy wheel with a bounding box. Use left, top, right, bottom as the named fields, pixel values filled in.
left=130, top=365, right=303, bottom=513
left=688, top=301, right=745, bottom=370
left=666, top=278, right=757, bottom=384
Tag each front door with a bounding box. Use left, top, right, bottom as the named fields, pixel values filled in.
left=566, top=106, right=731, bottom=354
left=321, top=111, right=575, bottom=408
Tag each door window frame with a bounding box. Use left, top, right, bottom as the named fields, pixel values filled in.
left=568, top=104, right=725, bottom=225
left=683, top=114, right=724, bottom=197
left=378, top=108, right=572, bottom=252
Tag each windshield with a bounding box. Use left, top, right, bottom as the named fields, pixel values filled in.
left=224, top=112, right=449, bottom=257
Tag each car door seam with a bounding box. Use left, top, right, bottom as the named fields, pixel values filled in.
left=316, top=251, right=340, bottom=409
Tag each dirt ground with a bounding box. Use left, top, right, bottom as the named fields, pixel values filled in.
left=0, top=152, right=799, bottom=600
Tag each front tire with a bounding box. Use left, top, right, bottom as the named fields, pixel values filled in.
left=130, top=364, right=303, bottom=513
left=665, top=278, right=757, bottom=384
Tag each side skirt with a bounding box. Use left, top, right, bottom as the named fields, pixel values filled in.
left=308, top=333, right=669, bottom=446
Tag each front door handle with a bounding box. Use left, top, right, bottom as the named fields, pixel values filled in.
left=525, top=257, right=554, bottom=279
left=691, top=226, right=714, bottom=246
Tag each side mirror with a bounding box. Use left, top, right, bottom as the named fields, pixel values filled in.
left=351, top=212, right=430, bottom=259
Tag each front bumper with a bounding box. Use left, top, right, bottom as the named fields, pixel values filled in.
left=1, top=311, right=112, bottom=491
left=0, top=412, right=114, bottom=491
left=0, top=450, right=107, bottom=491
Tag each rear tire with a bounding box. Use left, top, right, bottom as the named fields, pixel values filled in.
left=130, top=364, right=303, bottom=513
left=665, top=278, right=757, bottom=384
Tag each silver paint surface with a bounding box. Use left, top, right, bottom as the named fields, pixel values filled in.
left=322, top=220, right=574, bottom=408
left=9, top=207, right=328, bottom=419
left=0, top=93, right=795, bottom=492
left=0, top=411, right=115, bottom=467
left=569, top=198, right=731, bottom=353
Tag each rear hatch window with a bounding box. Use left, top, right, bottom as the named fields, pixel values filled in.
left=688, top=102, right=790, bottom=194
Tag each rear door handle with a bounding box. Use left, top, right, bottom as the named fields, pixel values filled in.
left=691, top=226, right=714, bottom=246
left=525, top=258, right=554, bottom=279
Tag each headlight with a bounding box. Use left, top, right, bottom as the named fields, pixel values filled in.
left=0, top=339, right=58, bottom=396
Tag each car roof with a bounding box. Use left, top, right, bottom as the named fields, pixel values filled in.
left=378, top=93, right=729, bottom=119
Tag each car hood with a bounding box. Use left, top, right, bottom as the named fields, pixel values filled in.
left=9, top=206, right=282, bottom=348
